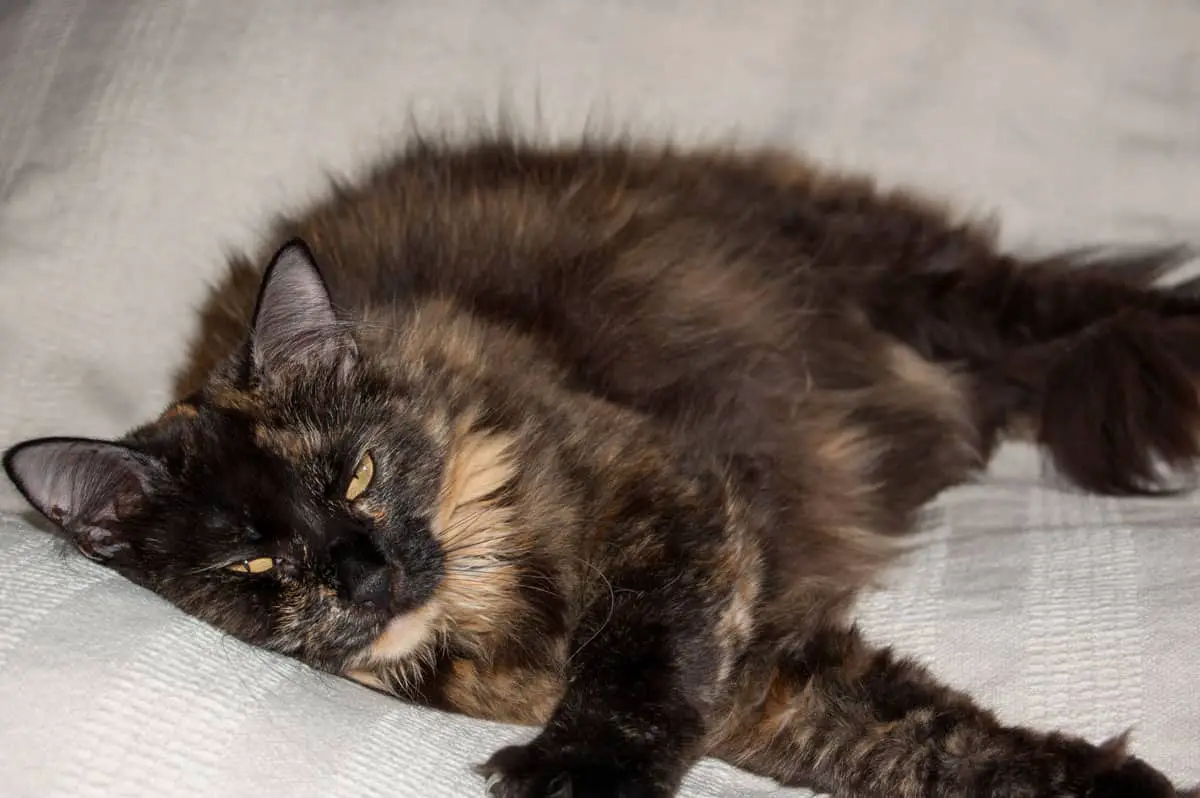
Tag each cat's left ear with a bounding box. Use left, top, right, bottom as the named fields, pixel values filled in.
left=3, top=437, right=165, bottom=562
left=249, top=239, right=358, bottom=381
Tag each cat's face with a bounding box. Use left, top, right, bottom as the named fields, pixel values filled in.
left=3, top=241, right=461, bottom=674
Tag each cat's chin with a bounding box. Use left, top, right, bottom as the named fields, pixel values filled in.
left=357, top=600, right=441, bottom=667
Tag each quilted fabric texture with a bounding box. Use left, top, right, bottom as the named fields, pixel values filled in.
left=0, top=2, right=1197, bottom=796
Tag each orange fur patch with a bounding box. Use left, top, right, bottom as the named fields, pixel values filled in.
left=350, top=602, right=444, bottom=696
left=159, top=403, right=199, bottom=422
left=368, top=602, right=441, bottom=663
left=433, top=423, right=525, bottom=641
left=436, top=427, right=518, bottom=530
left=345, top=669, right=389, bottom=692
left=885, top=343, right=967, bottom=422
left=440, top=657, right=565, bottom=726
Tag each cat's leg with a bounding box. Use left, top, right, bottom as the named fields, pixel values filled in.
left=709, top=625, right=1192, bottom=798
left=476, top=577, right=732, bottom=798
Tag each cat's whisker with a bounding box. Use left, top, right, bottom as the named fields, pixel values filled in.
left=436, top=503, right=502, bottom=537
left=435, top=513, right=496, bottom=546
left=184, top=561, right=238, bottom=576
left=566, top=558, right=615, bottom=664
left=440, top=569, right=559, bottom=594
left=442, top=563, right=509, bottom=573
left=438, top=532, right=523, bottom=557
left=438, top=525, right=503, bottom=552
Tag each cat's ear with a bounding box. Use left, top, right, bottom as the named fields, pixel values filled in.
left=249, top=239, right=357, bottom=381
left=3, top=438, right=164, bottom=562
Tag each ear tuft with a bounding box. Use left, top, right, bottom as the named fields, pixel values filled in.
left=3, top=438, right=163, bottom=561
left=250, top=239, right=357, bottom=380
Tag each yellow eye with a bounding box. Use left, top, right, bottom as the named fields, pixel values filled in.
left=346, top=452, right=375, bottom=501
left=227, top=557, right=276, bottom=574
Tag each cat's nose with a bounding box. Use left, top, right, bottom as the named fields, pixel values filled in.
left=331, top=535, right=392, bottom=611
left=344, top=562, right=391, bottom=610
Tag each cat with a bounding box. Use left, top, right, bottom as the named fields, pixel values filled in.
left=4, top=136, right=1198, bottom=798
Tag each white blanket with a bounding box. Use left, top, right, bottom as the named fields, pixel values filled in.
left=1, top=2, right=1197, bottom=795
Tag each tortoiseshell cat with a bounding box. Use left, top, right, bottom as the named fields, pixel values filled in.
left=5, top=138, right=1197, bottom=797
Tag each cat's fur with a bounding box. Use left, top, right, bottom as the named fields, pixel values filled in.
left=5, top=137, right=1198, bottom=797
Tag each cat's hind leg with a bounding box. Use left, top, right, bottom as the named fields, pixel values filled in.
left=709, top=625, right=1193, bottom=798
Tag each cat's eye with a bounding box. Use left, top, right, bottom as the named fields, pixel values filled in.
left=345, top=452, right=375, bottom=501
left=227, top=557, right=276, bottom=574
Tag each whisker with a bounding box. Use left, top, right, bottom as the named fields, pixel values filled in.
left=439, top=532, right=525, bottom=558
left=567, top=557, right=615, bottom=664
left=185, top=561, right=237, bottom=576
left=442, top=571, right=560, bottom=596
left=437, top=504, right=501, bottom=536
left=435, top=513, right=499, bottom=549
left=438, top=527, right=509, bottom=553
left=439, top=559, right=511, bottom=571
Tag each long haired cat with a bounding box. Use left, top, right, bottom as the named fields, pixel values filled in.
left=5, top=137, right=1197, bottom=797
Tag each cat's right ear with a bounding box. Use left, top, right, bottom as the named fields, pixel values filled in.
left=3, top=438, right=164, bottom=562
left=249, top=239, right=357, bottom=382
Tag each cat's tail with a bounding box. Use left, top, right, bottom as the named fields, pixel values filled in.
left=866, top=245, right=1200, bottom=495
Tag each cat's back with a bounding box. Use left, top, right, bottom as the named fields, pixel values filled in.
left=177, top=136, right=983, bottom=401
left=179, top=139, right=785, bottom=394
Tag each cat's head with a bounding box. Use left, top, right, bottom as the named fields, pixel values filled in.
left=3, top=240, right=516, bottom=676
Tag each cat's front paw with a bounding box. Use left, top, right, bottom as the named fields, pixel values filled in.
left=476, top=740, right=671, bottom=798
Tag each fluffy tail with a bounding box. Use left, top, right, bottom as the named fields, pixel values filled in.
left=865, top=245, right=1200, bottom=495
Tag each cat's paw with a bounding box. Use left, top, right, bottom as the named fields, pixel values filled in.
left=476, top=740, right=671, bottom=798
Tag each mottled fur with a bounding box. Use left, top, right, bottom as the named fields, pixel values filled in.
left=5, top=138, right=1198, bottom=797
